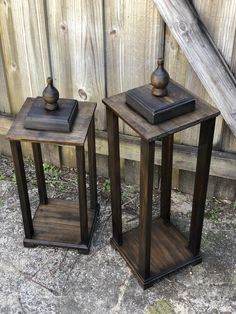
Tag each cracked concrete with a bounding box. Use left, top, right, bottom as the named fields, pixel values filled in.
left=0, top=156, right=235, bottom=314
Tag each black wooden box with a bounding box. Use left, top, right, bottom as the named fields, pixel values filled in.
left=126, top=81, right=195, bottom=124
left=24, top=97, right=78, bottom=132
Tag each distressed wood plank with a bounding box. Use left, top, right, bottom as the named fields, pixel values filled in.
left=154, top=0, right=236, bottom=137
left=164, top=29, right=222, bottom=147
left=46, top=0, right=105, bottom=129
left=0, top=0, right=61, bottom=161
left=0, top=0, right=50, bottom=112
left=46, top=0, right=105, bottom=164
left=0, top=44, right=11, bottom=113
left=0, top=114, right=13, bottom=135
left=104, top=0, right=165, bottom=135
left=192, top=0, right=236, bottom=154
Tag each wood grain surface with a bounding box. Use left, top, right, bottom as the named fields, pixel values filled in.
left=104, top=0, right=165, bottom=135
left=31, top=198, right=96, bottom=250
left=154, top=0, right=236, bottom=137
left=7, top=98, right=96, bottom=146
left=103, top=82, right=219, bottom=141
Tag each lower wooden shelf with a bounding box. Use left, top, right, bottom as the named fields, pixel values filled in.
left=111, top=218, right=202, bottom=289
left=23, top=198, right=98, bottom=253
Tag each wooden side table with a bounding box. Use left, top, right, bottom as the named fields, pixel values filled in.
left=7, top=98, right=99, bottom=253
left=103, top=87, right=220, bottom=289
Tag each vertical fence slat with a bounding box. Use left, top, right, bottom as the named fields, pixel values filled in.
left=0, top=0, right=61, bottom=163
left=164, top=0, right=236, bottom=151
left=193, top=0, right=236, bottom=153
left=46, top=0, right=106, bottom=167
left=0, top=0, right=50, bottom=112
left=104, top=0, right=165, bottom=135
left=0, top=44, right=11, bottom=114
left=46, top=0, right=105, bottom=130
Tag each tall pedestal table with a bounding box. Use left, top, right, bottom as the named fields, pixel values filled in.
left=103, top=88, right=220, bottom=289
left=7, top=98, right=99, bottom=253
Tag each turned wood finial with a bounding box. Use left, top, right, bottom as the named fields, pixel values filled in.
left=151, top=58, right=170, bottom=97
left=43, top=77, right=59, bottom=111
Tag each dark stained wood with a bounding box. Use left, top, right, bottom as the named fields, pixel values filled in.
left=111, top=218, right=201, bottom=289
left=189, top=117, right=216, bottom=256
left=42, top=77, right=59, bottom=111
left=7, top=98, right=96, bottom=146
left=107, top=107, right=122, bottom=245
left=23, top=198, right=97, bottom=253
left=87, top=116, right=98, bottom=212
left=10, top=140, right=34, bottom=238
left=32, top=143, right=47, bottom=205
left=96, top=130, right=236, bottom=181
left=138, top=139, right=155, bottom=278
left=24, top=97, right=78, bottom=133
left=102, top=79, right=219, bottom=142
left=106, top=85, right=217, bottom=289
left=76, top=145, right=88, bottom=245
left=160, top=135, right=173, bottom=222
left=126, top=82, right=195, bottom=124
left=8, top=101, right=98, bottom=253
left=151, top=58, right=170, bottom=97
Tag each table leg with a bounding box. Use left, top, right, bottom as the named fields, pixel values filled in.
left=87, top=116, right=98, bottom=212
left=138, top=139, right=155, bottom=279
left=107, top=108, right=122, bottom=245
left=10, top=140, right=34, bottom=238
left=76, top=145, right=88, bottom=245
left=32, top=143, right=47, bottom=205
left=160, top=134, right=173, bottom=222
left=189, top=117, right=216, bottom=256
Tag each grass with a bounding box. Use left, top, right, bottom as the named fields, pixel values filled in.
left=205, top=206, right=224, bottom=221
left=102, top=178, right=110, bottom=192
left=0, top=174, right=6, bottom=180
left=43, top=162, right=61, bottom=186
left=12, top=174, right=16, bottom=183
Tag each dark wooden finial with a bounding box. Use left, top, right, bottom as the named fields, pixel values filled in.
left=151, top=58, right=170, bottom=97
left=43, top=77, right=59, bottom=111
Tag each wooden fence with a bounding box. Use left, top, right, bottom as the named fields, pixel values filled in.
left=0, top=0, right=235, bottom=200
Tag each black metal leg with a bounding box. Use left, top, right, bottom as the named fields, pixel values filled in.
left=107, top=107, right=122, bottom=245
left=160, top=134, right=173, bottom=222
left=87, top=116, right=98, bottom=212
left=32, top=143, right=47, bottom=205
left=10, top=140, right=34, bottom=238
left=189, top=117, right=216, bottom=256
left=76, top=145, right=88, bottom=245
left=138, top=139, right=155, bottom=279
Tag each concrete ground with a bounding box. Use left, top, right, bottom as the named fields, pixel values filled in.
left=0, top=155, right=235, bottom=314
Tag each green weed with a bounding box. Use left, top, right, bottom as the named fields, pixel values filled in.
left=102, top=179, right=110, bottom=192
left=205, top=206, right=224, bottom=221
left=12, top=174, right=16, bottom=183
left=43, top=163, right=60, bottom=186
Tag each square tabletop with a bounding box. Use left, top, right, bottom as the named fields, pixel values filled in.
left=103, top=84, right=220, bottom=141
left=7, top=98, right=96, bottom=146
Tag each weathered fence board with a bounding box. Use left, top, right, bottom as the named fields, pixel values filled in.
left=154, top=0, right=236, bottom=138
left=0, top=45, right=11, bottom=113
left=193, top=0, right=236, bottom=154
left=0, top=0, right=235, bottom=199
left=164, top=28, right=224, bottom=148
left=104, top=0, right=165, bottom=135
left=46, top=0, right=106, bottom=162
left=46, top=0, right=106, bottom=130
left=0, top=0, right=58, bottom=161
left=0, top=0, right=50, bottom=112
